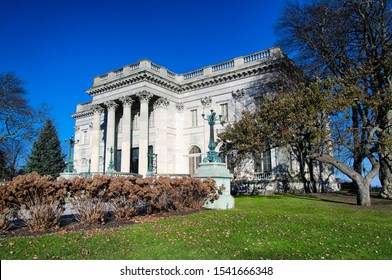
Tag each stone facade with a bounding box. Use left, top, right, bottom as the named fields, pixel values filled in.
left=71, top=46, right=338, bottom=192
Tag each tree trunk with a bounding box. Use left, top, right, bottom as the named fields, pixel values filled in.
left=356, top=178, right=371, bottom=206
left=379, top=156, right=392, bottom=198
left=309, top=154, right=376, bottom=206
left=379, top=110, right=392, bottom=199
left=352, top=108, right=364, bottom=194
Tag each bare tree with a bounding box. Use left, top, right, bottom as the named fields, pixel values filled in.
left=0, top=72, right=46, bottom=177
left=0, top=72, right=46, bottom=142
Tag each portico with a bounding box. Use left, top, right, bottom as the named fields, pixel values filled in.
left=84, top=90, right=169, bottom=176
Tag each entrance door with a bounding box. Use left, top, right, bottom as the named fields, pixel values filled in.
left=131, top=147, right=139, bottom=174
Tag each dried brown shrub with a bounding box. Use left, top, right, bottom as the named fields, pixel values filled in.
left=0, top=183, right=14, bottom=233
left=72, top=196, right=109, bottom=225
left=170, top=177, right=218, bottom=209
left=6, top=172, right=67, bottom=231
left=65, top=176, right=112, bottom=224
left=107, top=177, right=139, bottom=220
left=2, top=174, right=219, bottom=230
left=0, top=209, right=14, bottom=233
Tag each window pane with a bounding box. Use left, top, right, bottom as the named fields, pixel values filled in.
left=220, top=103, right=228, bottom=121
left=191, top=109, right=198, bottom=127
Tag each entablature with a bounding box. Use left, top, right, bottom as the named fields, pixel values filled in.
left=86, top=47, right=289, bottom=97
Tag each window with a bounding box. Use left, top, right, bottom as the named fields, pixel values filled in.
left=149, top=111, right=154, bottom=127
left=81, top=130, right=88, bottom=144
left=220, top=103, right=228, bottom=122
left=189, top=145, right=202, bottom=175
left=255, top=150, right=272, bottom=173
left=133, top=113, right=139, bottom=129
left=191, top=109, right=198, bottom=127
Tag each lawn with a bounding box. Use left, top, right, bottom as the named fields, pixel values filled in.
left=1, top=194, right=391, bottom=260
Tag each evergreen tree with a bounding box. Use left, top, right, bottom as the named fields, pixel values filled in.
left=0, top=149, right=8, bottom=180
left=25, top=119, right=66, bottom=177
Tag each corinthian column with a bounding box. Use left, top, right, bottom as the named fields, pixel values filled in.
left=120, top=96, right=134, bottom=173
left=91, top=104, right=104, bottom=173
left=136, top=90, right=153, bottom=176
left=104, top=100, right=118, bottom=172
left=154, top=97, right=170, bottom=174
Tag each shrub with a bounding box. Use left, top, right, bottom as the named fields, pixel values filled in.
left=0, top=183, right=15, bottom=233
left=107, top=177, right=139, bottom=220
left=171, top=177, right=218, bottom=209
left=72, top=196, right=109, bottom=225
left=1, top=173, right=219, bottom=231
left=0, top=207, right=15, bottom=233
left=19, top=199, right=63, bottom=231
left=66, top=176, right=112, bottom=225
left=6, top=172, right=67, bottom=231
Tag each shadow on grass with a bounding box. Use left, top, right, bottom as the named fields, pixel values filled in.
left=236, top=193, right=359, bottom=206
left=288, top=193, right=358, bottom=206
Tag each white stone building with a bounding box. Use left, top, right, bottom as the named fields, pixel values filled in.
left=71, top=46, right=337, bottom=193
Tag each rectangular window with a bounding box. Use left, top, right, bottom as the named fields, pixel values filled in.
left=255, top=150, right=272, bottom=173
left=81, top=130, right=87, bottom=145
left=220, top=103, right=228, bottom=122
left=191, top=109, right=198, bottom=127
left=149, top=111, right=154, bottom=127
left=133, top=113, right=139, bottom=129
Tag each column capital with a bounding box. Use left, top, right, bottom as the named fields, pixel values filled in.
left=91, top=104, right=104, bottom=114
left=153, top=97, right=170, bottom=109
left=104, top=100, right=118, bottom=111
left=137, top=90, right=153, bottom=103
left=120, top=95, right=134, bottom=107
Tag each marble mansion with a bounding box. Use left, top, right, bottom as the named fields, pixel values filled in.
left=71, top=47, right=337, bottom=192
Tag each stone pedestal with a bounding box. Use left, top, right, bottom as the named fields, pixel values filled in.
left=192, top=162, right=235, bottom=210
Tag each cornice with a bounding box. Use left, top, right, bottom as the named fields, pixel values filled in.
left=86, top=56, right=288, bottom=97
left=71, top=110, right=93, bottom=119
left=86, top=71, right=182, bottom=97
left=178, top=58, right=283, bottom=93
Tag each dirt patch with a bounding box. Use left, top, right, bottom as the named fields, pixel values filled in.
left=1, top=208, right=204, bottom=239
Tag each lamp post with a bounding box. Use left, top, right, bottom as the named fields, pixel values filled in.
left=201, top=109, right=222, bottom=163
left=147, top=149, right=157, bottom=175
left=107, top=146, right=115, bottom=172
left=88, top=159, right=91, bottom=176
left=64, top=136, right=77, bottom=173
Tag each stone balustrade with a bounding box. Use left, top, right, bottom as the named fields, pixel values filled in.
left=129, top=62, right=140, bottom=71
left=212, top=60, right=234, bottom=72
left=183, top=69, right=204, bottom=80
left=92, top=47, right=282, bottom=86
left=253, top=172, right=274, bottom=181
left=151, top=63, right=160, bottom=72
left=78, top=172, right=142, bottom=178
left=114, top=68, right=123, bottom=76
left=243, top=49, right=271, bottom=63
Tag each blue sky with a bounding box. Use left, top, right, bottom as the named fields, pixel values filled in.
left=0, top=0, right=381, bottom=185
left=1, top=0, right=288, bottom=153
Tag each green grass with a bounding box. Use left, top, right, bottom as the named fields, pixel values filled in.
left=1, top=195, right=391, bottom=260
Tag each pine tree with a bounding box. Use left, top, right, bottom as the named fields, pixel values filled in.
left=0, top=149, right=8, bottom=180
left=25, top=119, right=66, bottom=177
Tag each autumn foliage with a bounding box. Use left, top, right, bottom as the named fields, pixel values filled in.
left=0, top=173, right=217, bottom=232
